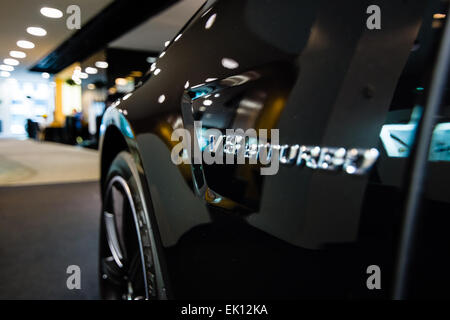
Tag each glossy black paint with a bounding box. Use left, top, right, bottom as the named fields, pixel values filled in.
left=100, top=0, right=431, bottom=298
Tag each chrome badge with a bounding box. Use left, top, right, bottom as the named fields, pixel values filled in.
left=170, top=122, right=379, bottom=176
left=211, top=134, right=380, bottom=176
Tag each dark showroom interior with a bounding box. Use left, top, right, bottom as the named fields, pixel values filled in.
left=0, top=0, right=450, bottom=303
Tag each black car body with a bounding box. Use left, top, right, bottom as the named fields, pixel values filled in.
left=98, top=0, right=450, bottom=299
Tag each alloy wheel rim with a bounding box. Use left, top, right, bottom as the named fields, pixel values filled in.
left=100, top=175, right=155, bottom=300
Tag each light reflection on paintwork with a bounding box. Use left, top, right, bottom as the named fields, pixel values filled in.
left=221, top=57, right=239, bottom=69
left=205, top=13, right=216, bottom=29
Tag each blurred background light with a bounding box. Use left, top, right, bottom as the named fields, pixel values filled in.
left=17, top=40, right=35, bottom=49
left=9, top=51, right=26, bottom=59
left=3, top=58, right=19, bottom=66
left=40, top=7, right=63, bottom=18
left=27, top=27, right=47, bottom=37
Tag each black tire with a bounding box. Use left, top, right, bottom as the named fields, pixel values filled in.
left=99, top=151, right=163, bottom=300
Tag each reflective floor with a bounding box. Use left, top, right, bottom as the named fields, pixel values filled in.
left=0, top=139, right=101, bottom=299
left=0, top=139, right=99, bottom=186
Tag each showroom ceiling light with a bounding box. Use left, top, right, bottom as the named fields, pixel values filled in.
left=158, top=94, right=166, bottom=104
left=27, top=27, right=47, bottom=37
left=85, top=67, right=98, bottom=74
left=0, top=71, right=11, bottom=77
left=72, top=75, right=81, bottom=85
left=0, top=65, right=14, bottom=72
left=42, top=72, right=50, bottom=79
left=95, top=61, right=108, bottom=69
left=40, top=7, right=63, bottom=19
left=17, top=40, right=35, bottom=49
left=9, top=51, right=26, bottom=59
left=3, top=58, right=19, bottom=66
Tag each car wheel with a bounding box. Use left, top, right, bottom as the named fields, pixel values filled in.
left=99, top=151, right=162, bottom=300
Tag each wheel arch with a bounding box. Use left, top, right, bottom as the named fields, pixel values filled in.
left=99, top=111, right=173, bottom=298
left=100, top=124, right=130, bottom=193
